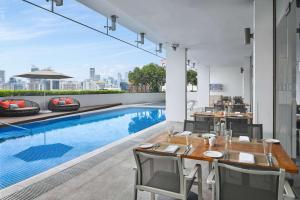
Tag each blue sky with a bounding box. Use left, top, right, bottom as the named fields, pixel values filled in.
left=0, top=0, right=165, bottom=81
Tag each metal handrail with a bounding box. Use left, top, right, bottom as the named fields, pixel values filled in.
left=0, top=121, right=32, bottom=132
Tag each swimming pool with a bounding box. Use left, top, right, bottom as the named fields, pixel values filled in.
left=0, top=107, right=165, bottom=189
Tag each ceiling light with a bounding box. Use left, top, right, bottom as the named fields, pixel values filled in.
left=244, top=28, right=254, bottom=45
left=46, top=0, right=63, bottom=7
left=136, top=33, right=145, bottom=45
left=156, top=43, right=163, bottom=53
left=110, top=15, right=117, bottom=31
left=171, top=44, right=179, bottom=51
left=105, top=15, right=118, bottom=31
left=187, top=60, right=190, bottom=66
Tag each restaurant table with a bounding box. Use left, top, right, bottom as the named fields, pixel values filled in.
left=191, top=111, right=253, bottom=119
left=136, top=132, right=298, bottom=174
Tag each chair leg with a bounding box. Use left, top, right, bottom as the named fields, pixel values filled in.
left=133, top=169, right=138, bottom=200
left=197, top=164, right=203, bottom=200
left=150, top=192, right=155, bottom=200
left=211, top=184, right=215, bottom=200
left=208, top=162, right=213, bottom=190
left=133, top=188, right=137, bottom=200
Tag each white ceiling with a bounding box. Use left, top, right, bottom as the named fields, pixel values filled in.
left=77, top=0, right=253, bottom=67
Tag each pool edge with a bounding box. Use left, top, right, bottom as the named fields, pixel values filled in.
left=0, top=104, right=166, bottom=197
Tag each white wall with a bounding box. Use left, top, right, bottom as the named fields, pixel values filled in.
left=0, top=93, right=165, bottom=110
left=166, top=47, right=187, bottom=122
left=210, top=66, right=244, bottom=97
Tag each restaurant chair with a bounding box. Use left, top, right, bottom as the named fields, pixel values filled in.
left=207, top=160, right=296, bottom=200
left=231, top=104, right=247, bottom=113
left=205, top=107, right=214, bottom=112
left=184, top=120, right=195, bottom=133
left=184, top=120, right=210, bottom=135
left=194, top=121, right=210, bottom=134
left=248, top=124, right=263, bottom=140
left=226, top=118, right=248, bottom=137
left=214, top=104, right=224, bottom=112
left=195, top=116, right=214, bottom=132
left=133, top=149, right=203, bottom=200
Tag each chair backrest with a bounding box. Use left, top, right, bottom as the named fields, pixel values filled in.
left=184, top=120, right=195, bottom=132
left=226, top=118, right=248, bottom=137
left=205, top=107, right=214, bottom=112
left=214, top=160, right=285, bottom=200
left=214, top=104, right=225, bottom=112
left=133, top=149, right=184, bottom=193
left=232, top=104, right=247, bottom=113
left=233, top=96, right=244, bottom=104
left=194, top=120, right=210, bottom=133
left=248, top=124, right=263, bottom=139
left=194, top=116, right=214, bottom=131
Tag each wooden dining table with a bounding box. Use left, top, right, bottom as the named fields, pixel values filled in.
left=136, top=132, right=298, bottom=174
left=191, top=111, right=253, bottom=119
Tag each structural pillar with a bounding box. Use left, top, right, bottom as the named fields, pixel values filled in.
left=197, top=65, right=210, bottom=108
left=253, top=0, right=274, bottom=138
left=166, top=46, right=187, bottom=122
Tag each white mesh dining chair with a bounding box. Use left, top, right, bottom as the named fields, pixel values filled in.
left=133, top=149, right=203, bottom=200
left=207, top=160, right=295, bottom=200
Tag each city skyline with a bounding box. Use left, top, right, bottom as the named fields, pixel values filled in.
left=0, top=1, right=164, bottom=81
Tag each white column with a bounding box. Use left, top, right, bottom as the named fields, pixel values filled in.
left=253, top=0, right=274, bottom=138
left=197, top=65, right=210, bottom=108
left=166, top=47, right=187, bottom=122
left=242, top=67, right=251, bottom=105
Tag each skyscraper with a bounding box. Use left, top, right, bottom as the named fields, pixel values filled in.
left=90, top=68, right=95, bottom=80
left=0, top=70, right=5, bottom=84
left=117, top=72, right=122, bottom=82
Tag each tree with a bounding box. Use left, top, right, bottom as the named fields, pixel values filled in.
left=187, top=69, right=197, bottom=91
left=128, top=63, right=166, bottom=92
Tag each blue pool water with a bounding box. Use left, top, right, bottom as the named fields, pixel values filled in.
left=0, top=107, right=165, bottom=189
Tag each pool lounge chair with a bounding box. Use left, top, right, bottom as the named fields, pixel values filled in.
left=48, top=97, right=80, bottom=112
left=0, top=99, right=40, bottom=117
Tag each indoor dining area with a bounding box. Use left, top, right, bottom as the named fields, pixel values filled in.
left=133, top=96, right=298, bottom=200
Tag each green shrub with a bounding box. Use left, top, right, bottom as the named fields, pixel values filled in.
left=0, top=90, right=126, bottom=97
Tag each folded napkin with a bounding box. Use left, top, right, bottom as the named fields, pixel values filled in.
left=239, top=152, right=255, bottom=164
left=206, top=111, right=212, bottom=113
left=239, top=136, right=250, bottom=142
left=234, top=112, right=241, bottom=114
left=180, top=131, right=192, bottom=136
left=163, top=145, right=179, bottom=153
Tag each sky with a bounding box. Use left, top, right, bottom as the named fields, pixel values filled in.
left=0, top=0, right=165, bottom=81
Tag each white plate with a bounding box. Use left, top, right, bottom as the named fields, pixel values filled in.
left=203, top=151, right=223, bottom=158
left=202, top=133, right=216, bottom=138
left=265, top=139, right=280, bottom=144
left=139, top=143, right=154, bottom=149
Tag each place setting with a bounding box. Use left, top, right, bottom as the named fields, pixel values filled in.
left=137, top=142, right=193, bottom=155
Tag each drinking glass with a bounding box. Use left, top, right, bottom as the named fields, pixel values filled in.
left=224, top=134, right=229, bottom=154
left=224, top=129, right=232, bottom=143
left=185, top=135, right=192, bottom=147
left=167, top=126, right=175, bottom=142
left=263, top=140, right=273, bottom=156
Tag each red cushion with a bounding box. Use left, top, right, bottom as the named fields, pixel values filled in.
left=51, top=99, right=59, bottom=105
left=16, top=100, right=25, bottom=108
left=9, top=100, right=16, bottom=104
left=65, top=98, right=73, bottom=104
left=0, top=101, right=10, bottom=109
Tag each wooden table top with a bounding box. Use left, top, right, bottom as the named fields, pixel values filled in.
left=137, top=132, right=298, bottom=174
left=191, top=112, right=253, bottom=119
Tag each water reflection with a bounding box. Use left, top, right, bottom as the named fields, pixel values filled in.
left=128, top=109, right=165, bottom=133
